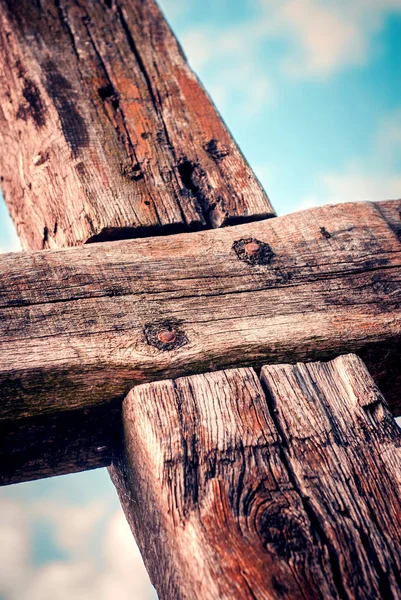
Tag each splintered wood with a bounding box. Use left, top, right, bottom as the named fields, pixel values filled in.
left=110, top=354, right=401, bottom=600
left=0, top=0, right=273, bottom=250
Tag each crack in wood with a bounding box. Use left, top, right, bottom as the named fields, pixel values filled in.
left=0, top=0, right=274, bottom=249
left=109, top=356, right=401, bottom=599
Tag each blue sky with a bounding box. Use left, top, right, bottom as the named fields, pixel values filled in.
left=1, top=1, right=401, bottom=598
left=169, top=0, right=401, bottom=215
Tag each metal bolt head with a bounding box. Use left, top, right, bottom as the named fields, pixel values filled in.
left=145, top=320, right=188, bottom=351
left=157, top=330, right=177, bottom=344
left=244, top=241, right=261, bottom=257
left=233, top=237, right=275, bottom=265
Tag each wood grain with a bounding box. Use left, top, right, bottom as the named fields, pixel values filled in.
left=377, top=199, right=401, bottom=239
left=1, top=200, right=401, bottom=483
left=0, top=0, right=273, bottom=250
left=260, top=355, right=401, bottom=600
left=109, top=354, right=401, bottom=600
left=0, top=401, right=122, bottom=485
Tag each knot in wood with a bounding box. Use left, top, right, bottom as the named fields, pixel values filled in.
left=144, top=320, right=188, bottom=351
left=233, top=238, right=275, bottom=266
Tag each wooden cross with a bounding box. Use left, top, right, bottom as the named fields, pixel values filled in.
left=1, top=1, right=401, bottom=598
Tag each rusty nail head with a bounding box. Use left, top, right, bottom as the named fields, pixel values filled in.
left=157, top=330, right=177, bottom=344
left=244, top=241, right=261, bottom=256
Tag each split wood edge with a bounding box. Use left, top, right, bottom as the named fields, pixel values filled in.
left=109, top=353, right=401, bottom=600
left=0, top=0, right=274, bottom=250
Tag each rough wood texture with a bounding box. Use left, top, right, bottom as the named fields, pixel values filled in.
left=377, top=199, right=401, bottom=239
left=109, top=354, right=401, bottom=600
left=260, top=355, right=401, bottom=600
left=2, top=200, right=401, bottom=483
left=0, top=0, right=273, bottom=250
left=0, top=401, right=122, bottom=485
left=1, top=199, right=400, bottom=414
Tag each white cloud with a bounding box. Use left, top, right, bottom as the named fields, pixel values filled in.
left=0, top=498, right=157, bottom=600
left=22, top=512, right=156, bottom=600
left=209, top=64, right=275, bottom=116
left=261, top=0, right=401, bottom=77
left=0, top=240, right=22, bottom=254
left=294, top=107, right=401, bottom=212
left=180, top=28, right=214, bottom=71
left=0, top=501, right=31, bottom=599
left=272, top=0, right=367, bottom=76
left=25, top=561, right=99, bottom=600
left=322, top=169, right=401, bottom=203
left=180, top=0, right=401, bottom=97
left=297, top=168, right=401, bottom=212
left=99, top=512, right=156, bottom=600
left=34, top=500, right=109, bottom=557
left=180, top=23, right=275, bottom=116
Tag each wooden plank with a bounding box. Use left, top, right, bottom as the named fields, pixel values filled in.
left=0, top=402, right=122, bottom=485
left=1, top=199, right=400, bottom=415
left=1, top=200, right=401, bottom=483
left=260, top=356, right=401, bottom=599
left=0, top=0, right=273, bottom=250
left=109, top=354, right=401, bottom=600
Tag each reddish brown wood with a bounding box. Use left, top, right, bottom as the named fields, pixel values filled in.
left=0, top=0, right=274, bottom=250
left=1, top=200, right=401, bottom=484
left=110, top=354, right=401, bottom=600
left=377, top=199, right=401, bottom=238
left=0, top=5, right=400, bottom=597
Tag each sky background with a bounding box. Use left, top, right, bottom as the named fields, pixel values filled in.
left=1, top=0, right=401, bottom=598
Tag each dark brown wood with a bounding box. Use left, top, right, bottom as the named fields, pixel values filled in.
left=0, top=0, right=274, bottom=250
left=2, top=200, right=401, bottom=484
left=0, top=401, right=122, bottom=485
left=110, top=354, right=401, bottom=600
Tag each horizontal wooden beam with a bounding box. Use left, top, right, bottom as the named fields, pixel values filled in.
left=0, top=0, right=273, bottom=250
left=109, top=354, right=401, bottom=599
left=1, top=200, right=401, bottom=483
left=0, top=401, right=122, bottom=485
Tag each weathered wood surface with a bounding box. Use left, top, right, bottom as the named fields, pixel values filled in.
left=2, top=200, right=401, bottom=483
left=0, top=401, right=122, bottom=485
left=377, top=199, right=401, bottom=239
left=110, top=354, right=401, bottom=600
left=0, top=0, right=273, bottom=251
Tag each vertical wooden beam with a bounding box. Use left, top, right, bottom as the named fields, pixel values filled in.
left=110, top=355, right=401, bottom=599
left=2, top=3, right=399, bottom=596
left=0, top=0, right=274, bottom=487
left=0, top=0, right=274, bottom=250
